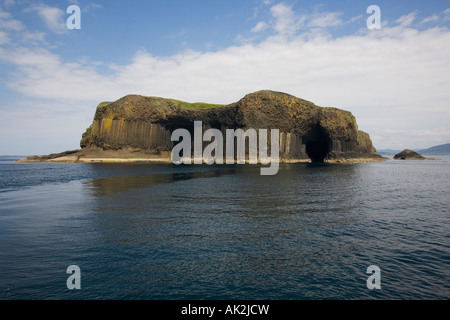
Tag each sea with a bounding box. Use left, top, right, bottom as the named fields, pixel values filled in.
left=0, top=155, right=449, bottom=300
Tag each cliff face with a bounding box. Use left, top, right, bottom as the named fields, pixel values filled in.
left=80, top=90, right=380, bottom=162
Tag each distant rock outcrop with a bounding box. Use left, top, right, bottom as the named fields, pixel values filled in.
left=393, top=149, right=426, bottom=160
left=20, top=90, right=383, bottom=163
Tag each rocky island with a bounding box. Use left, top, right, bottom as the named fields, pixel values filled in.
left=393, top=149, right=426, bottom=160
left=19, top=90, right=383, bottom=163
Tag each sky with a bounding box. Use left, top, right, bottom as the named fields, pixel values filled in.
left=1, top=0, right=450, bottom=155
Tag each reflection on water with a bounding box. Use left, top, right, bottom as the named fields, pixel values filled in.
left=76, top=162, right=377, bottom=299
left=84, top=166, right=239, bottom=197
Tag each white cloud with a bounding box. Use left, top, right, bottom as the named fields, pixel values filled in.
left=396, top=12, right=418, bottom=27
left=267, top=3, right=345, bottom=36
left=444, top=8, right=450, bottom=21
left=349, top=14, right=363, bottom=23
left=270, top=3, right=302, bottom=36
left=0, top=7, right=47, bottom=47
left=251, top=21, right=268, bottom=33
left=2, top=0, right=15, bottom=7
left=371, top=127, right=450, bottom=150
left=1, top=17, right=23, bottom=30
left=422, top=14, right=439, bottom=24
left=21, top=30, right=47, bottom=44
left=0, top=7, right=25, bottom=30
left=2, top=47, right=113, bottom=102
left=0, top=30, right=9, bottom=44
left=83, top=3, right=102, bottom=13
left=28, top=4, right=66, bottom=34
left=309, top=12, right=343, bottom=28
left=4, top=23, right=450, bottom=110
left=167, top=29, right=186, bottom=39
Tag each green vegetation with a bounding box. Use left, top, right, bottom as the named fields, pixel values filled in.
left=96, top=99, right=224, bottom=110
left=172, top=99, right=225, bottom=110
left=97, top=102, right=113, bottom=109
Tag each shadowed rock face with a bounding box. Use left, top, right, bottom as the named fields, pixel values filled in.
left=80, top=90, right=380, bottom=162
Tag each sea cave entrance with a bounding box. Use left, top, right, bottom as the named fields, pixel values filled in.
left=304, top=124, right=331, bottom=163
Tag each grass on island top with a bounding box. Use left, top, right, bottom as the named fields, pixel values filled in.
left=97, top=102, right=113, bottom=108
left=172, top=100, right=226, bottom=109
left=96, top=100, right=225, bottom=110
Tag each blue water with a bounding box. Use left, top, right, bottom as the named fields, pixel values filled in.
left=0, top=156, right=449, bottom=300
